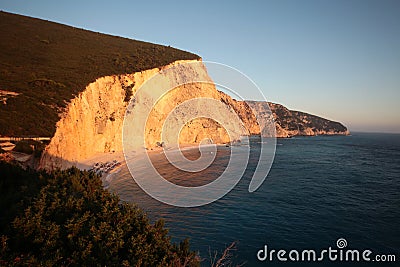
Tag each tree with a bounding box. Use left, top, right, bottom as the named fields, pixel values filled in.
left=0, top=165, right=199, bottom=266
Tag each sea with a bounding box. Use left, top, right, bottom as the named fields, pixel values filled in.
left=107, top=132, right=400, bottom=266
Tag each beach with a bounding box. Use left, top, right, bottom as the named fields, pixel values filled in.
left=75, top=143, right=221, bottom=187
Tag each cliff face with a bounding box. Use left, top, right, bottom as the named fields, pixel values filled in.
left=246, top=101, right=349, bottom=138
left=40, top=60, right=348, bottom=170
left=39, top=60, right=259, bottom=169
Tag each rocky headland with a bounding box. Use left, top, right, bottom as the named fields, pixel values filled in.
left=0, top=12, right=349, bottom=170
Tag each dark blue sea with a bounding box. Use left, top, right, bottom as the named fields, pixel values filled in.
left=108, top=133, right=400, bottom=266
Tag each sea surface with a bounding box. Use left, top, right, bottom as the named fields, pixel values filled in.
left=108, top=133, right=400, bottom=266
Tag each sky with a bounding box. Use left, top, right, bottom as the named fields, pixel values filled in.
left=1, top=0, right=399, bottom=133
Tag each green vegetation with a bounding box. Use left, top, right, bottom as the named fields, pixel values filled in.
left=270, top=103, right=347, bottom=133
left=0, top=11, right=199, bottom=137
left=292, top=110, right=347, bottom=133
left=0, top=162, right=199, bottom=266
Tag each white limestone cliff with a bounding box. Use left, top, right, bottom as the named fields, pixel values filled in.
left=39, top=59, right=259, bottom=169
left=39, top=60, right=348, bottom=170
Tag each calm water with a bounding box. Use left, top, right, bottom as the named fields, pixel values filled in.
left=108, top=133, right=400, bottom=266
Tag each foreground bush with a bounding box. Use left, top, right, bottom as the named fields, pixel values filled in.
left=0, top=163, right=199, bottom=266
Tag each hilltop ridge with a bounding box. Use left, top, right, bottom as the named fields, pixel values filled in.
left=0, top=11, right=199, bottom=136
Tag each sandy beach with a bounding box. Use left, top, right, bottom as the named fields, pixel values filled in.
left=73, top=144, right=202, bottom=183
left=74, top=143, right=223, bottom=187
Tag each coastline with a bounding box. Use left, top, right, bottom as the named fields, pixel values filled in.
left=66, top=133, right=350, bottom=183
left=75, top=143, right=221, bottom=187
left=61, top=132, right=353, bottom=189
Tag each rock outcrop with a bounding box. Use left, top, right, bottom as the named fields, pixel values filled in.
left=39, top=60, right=259, bottom=169
left=246, top=101, right=349, bottom=138
left=39, top=60, right=348, bottom=170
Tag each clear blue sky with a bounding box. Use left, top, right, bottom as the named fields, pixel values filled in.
left=1, top=0, right=399, bottom=133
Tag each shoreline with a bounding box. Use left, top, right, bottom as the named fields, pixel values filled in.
left=75, top=143, right=222, bottom=186
left=62, top=133, right=351, bottom=185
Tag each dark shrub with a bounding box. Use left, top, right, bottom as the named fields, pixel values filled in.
left=0, top=164, right=199, bottom=266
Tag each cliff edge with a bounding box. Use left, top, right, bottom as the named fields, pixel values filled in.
left=0, top=11, right=199, bottom=137
left=39, top=60, right=260, bottom=169
left=0, top=12, right=349, bottom=170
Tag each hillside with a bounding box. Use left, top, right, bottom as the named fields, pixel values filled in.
left=0, top=11, right=199, bottom=136
left=247, top=101, right=349, bottom=137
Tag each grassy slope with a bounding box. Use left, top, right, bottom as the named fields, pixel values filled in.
left=0, top=11, right=199, bottom=137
